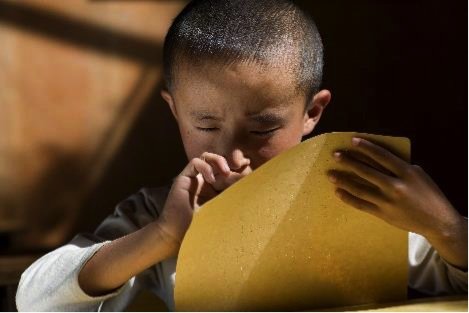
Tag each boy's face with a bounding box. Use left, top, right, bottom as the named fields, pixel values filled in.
left=161, top=61, right=331, bottom=173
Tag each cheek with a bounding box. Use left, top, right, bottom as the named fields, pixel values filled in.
left=256, top=128, right=303, bottom=162
left=179, top=128, right=212, bottom=160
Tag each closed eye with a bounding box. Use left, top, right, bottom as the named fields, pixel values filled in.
left=196, top=127, right=218, bottom=132
left=251, top=127, right=280, bottom=136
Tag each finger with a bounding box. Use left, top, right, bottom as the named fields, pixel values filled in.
left=335, top=188, right=379, bottom=214
left=209, top=171, right=245, bottom=192
left=333, top=151, right=397, bottom=192
left=346, top=150, right=395, bottom=177
left=180, top=157, right=216, bottom=184
left=351, top=137, right=410, bottom=177
left=224, top=171, right=245, bottom=185
left=201, top=152, right=231, bottom=176
left=195, top=184, right=220, bottom=207
left=328, top=171, right=385, bottom=205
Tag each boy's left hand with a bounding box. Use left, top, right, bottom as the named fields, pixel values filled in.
left=327, top=137, right=464, bottom=241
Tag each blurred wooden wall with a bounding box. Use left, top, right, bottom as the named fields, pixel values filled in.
left=0, top=0, right=187, bottom=252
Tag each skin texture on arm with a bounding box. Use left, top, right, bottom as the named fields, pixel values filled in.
left=78, top=220, right=176, bottom=296
left=327, top=137, right=468, bottom=270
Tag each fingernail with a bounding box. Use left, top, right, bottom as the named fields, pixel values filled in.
left=210, top=173, right=216, bottom=182
left=333, top=152, right=342, bottom=160
left=352, top=137, right=360, bottom=146
left=328, top=175, right=337, bottom=183
left=224, top=163, right=231, bottom=173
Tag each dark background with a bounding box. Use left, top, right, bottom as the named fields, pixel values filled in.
left=304, top=0, right=468, bottom=215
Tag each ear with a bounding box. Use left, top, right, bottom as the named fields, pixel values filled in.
left=160, top=89, right=178, bottom=120
left=302, top=89, right=331, bottom=136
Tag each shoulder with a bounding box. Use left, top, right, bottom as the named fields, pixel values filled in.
left=117, top=185, right=172, bottom=218
left=138, top=185, right=172, bottom=216
left=93, top=184, right=172, bottom=239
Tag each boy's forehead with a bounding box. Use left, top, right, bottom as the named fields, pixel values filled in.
left=173, top=60, right=303, bottom=113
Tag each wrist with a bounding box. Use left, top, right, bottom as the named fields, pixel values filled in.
left=150, top=220, right=181, bottom=258
left=424, top=214, right=468, bottom=270
left=426, top=213, right=466, bottom=243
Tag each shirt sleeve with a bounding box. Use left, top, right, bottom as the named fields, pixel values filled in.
left=408, top=232, right=468, bottom=296
left=16, top=186, right=172, bottom=312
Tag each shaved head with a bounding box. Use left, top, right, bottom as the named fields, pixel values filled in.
left=163, top=0, right=324, bottom=103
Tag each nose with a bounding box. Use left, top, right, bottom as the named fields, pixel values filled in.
left=225, top=148, right=250, bottom=172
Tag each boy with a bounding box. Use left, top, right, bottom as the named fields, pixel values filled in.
left=16, top=0, right=467, bottom=311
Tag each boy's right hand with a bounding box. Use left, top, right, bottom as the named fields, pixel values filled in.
left=155, top=152, right=250, bottom=256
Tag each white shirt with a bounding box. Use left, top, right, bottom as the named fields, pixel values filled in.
left=16, top=187, right=468, bottom=311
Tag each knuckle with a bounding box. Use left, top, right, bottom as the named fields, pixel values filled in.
left=174, top=175, right=190, bottom=185
left=201, top=152, right=225, bottom=163
left=192, top=158, right=207, bottom=170
left=377, top=149, right=390, bottom=161
left=215, top=154, right=226, bottom=163
left=390, top=181, right=407, bottom=197
left=402, top=164, right=415, bottom=176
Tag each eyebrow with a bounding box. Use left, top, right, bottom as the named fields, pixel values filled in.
left=190, top=111, right=222, bottom=121
left=248, top=113, right=286, bottom=124
left=190, top=111, right=286, bottom=124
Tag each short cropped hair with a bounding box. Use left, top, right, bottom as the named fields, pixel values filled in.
left=163, top=0, right=324, bottom=103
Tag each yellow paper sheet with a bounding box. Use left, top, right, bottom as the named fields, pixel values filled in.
left=175, top=132, right=410, bottom=311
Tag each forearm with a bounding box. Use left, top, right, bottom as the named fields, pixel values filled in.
left=425, top=215, right=468, bottom=270
left=78, top=220, right=176, bottom=296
